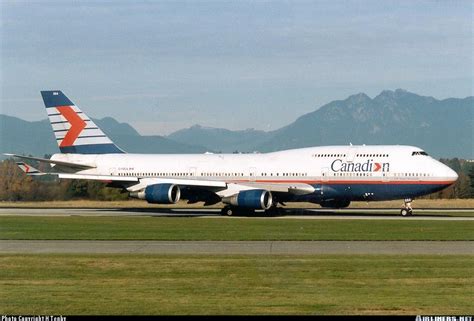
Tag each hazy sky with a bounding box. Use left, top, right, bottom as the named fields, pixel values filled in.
left=1, top=1, right=472, bottom=135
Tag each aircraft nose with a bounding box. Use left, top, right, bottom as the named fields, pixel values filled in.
left=444, top=165, right=458, bottom=183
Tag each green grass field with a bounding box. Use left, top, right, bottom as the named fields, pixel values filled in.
left=1, top=254, right=472, bottom=315
left=1, top=216, right=473, bottom=240
left=2, top=213, right=472, bottom=315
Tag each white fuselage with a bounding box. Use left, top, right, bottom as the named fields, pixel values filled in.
left=52, top=145, right=458, bottom=202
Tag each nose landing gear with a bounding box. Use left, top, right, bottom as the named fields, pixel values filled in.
left=400, top=198, right=413, bottom=216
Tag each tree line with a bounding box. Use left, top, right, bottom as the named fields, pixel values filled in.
left=0, top=157, right=473, bottom=202
left=0, top=159, right=126, bottom=201
left=426, top=158, right=474, bottom=199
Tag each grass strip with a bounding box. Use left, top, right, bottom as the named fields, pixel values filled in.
left=1, top=254, right=472, bottom=315
left=1, top=216, right=473, bottom=240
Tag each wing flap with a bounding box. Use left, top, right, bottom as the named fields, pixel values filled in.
left=235, top=182, right=316, bottom=195
left=127, top=177, right=227, bottom=192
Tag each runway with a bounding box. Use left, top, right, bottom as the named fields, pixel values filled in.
left=0, top=207, right=473, bottom=220
left=1, top=240, right=473, bottom=255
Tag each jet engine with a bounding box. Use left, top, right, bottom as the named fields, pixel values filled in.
left=130, top=183, right=181, bottom=204
left=222, top=189, right=272, bottom=209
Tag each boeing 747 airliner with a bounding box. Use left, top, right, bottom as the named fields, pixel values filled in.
left=7, top=91, right=458, bottom=216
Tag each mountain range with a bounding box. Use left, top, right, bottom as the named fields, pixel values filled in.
left=0, top=115, right=207, bottom=156
left=1, top=89, right=472, bottom=158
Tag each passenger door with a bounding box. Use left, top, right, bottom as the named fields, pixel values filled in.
left=249, top=167, right=257, bottom=181
left=322, top=167, right=329, bottom=182
left=187, top=167, right=197, bottom=178
left=345, top=146, right=357, bottom=163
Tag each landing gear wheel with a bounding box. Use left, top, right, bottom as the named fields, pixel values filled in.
left=400, top=198, right=413, bottom=216
left=400, top=198, right=414, bottom=217
left=221, top=206, right=234, bottom=216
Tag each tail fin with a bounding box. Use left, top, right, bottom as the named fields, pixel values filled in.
left=40, top=90, right=125, bottom=154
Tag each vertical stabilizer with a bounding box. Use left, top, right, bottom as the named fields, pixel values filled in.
left=41, top=90, right=125, bottom=154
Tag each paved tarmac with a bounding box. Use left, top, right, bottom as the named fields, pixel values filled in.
left=1, top=240, right=472, bottom=255
left=0, top=207, right=473, bottom=220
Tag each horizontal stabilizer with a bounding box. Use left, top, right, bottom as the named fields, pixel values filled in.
left=4, top=153, right=95, bottom=170
left=15, top=162, right=45, bottom=176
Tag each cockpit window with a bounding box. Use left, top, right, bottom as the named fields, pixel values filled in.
left=412, top=151, right=428, bottom=156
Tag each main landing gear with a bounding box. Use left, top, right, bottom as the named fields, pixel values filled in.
left=221, top=206, right=235, bottom=216
left=220, top=205, right=284, bottom=216
left=220, top=206, right=256, bottom=216
left=400, top=198, right=413, bottom=216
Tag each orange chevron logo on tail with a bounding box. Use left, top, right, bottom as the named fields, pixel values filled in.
left=56, top=106, right=86, bottom=147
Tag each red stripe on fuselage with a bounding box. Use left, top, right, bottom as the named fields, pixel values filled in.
left=56, top=106, right=86, bottom=147
left=229, top=179, right=455, bottom=185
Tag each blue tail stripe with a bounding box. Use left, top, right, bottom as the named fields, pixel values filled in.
left=41, top=91, right=74, bottom=108
left=59, top=144, right=125, bottom=154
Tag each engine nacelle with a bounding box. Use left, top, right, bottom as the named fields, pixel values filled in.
left=319, top=199, right=351, bottom=208
left=130, top=183, right=181, bottom=204
left=222, top=189, right=273, bottom=209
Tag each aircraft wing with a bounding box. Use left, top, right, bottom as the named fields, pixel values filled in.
left=9, top=161, right=227, bottom=190
left=27, top=172, right=227, bottom=189
left=43, top=173, right=314, bottom=197
left=58, top=173, right=139, bottom=182
left=11, top=156, right=314, bottom=197
left=127, top=178, right=314, bottom=195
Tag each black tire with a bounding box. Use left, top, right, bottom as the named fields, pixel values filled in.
left=221, top=207, right=233, bottom=216
left=400, top=209, right=409, bottom=216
